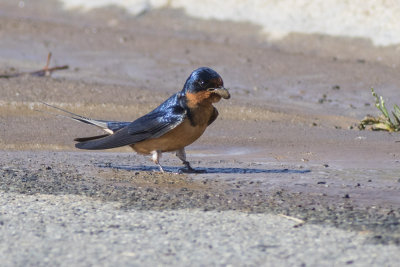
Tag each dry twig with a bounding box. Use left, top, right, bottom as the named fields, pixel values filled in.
left=0, top=52, right=68, bottom=78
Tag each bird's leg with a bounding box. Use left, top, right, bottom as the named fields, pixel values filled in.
left=151, top=150, right=164, bottom=172
left=175, top=148, right=205, bottom=173
left=176, top=148, right=193, bottom=170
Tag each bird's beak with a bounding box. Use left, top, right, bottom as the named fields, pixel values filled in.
left=212, top=87, right=231, bottom=99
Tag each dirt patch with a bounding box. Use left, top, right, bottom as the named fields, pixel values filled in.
left=1, top=151, right=399, bottom=245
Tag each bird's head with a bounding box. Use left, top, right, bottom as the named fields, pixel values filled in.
left=182, top=67, right=230, bottom=105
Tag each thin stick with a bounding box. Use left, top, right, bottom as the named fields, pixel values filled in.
left=278, top=214, right=305, bottom=224
left=0, top=52, right=69, bottom=78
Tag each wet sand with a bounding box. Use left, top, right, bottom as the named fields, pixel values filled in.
left=1, top=0, right=400, bottom=265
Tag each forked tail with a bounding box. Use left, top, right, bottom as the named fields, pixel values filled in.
left=37, top=102, right=131, bottom=144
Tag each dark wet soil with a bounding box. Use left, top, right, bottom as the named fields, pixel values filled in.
left=1, top=151, right=399, bottom=245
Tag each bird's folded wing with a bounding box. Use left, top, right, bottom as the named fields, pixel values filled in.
left=75, top=106, right=186, bottom=150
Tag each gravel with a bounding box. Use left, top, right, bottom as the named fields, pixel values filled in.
left=1, top=151, right=400, bottom=266
left=1, top=192, right=400, bottom=267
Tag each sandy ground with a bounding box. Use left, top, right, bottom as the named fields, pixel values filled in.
left=1, top=0, right=400, bottom=265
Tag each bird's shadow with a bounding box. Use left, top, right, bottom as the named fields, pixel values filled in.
left=97, top=164, right=311, bottom=174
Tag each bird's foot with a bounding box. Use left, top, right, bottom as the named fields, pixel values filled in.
left=178, top=167, right=206, bottom=174
left=157, top=164, right=165, bottom=173
left=178, top=162, right=206, bottom=174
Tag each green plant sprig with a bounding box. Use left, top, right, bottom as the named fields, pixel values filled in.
left=359, top=88, right=400, bottom=132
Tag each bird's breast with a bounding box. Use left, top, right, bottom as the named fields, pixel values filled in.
left=131, top=119, right=208, bottom=154
left=132, top=104, right=215, bottom=154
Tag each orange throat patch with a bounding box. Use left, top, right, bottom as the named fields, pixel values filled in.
left=186, top=91, right=221, bottom=108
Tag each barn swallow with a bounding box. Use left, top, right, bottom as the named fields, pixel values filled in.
left=43, top=67, right=230, bottom=172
